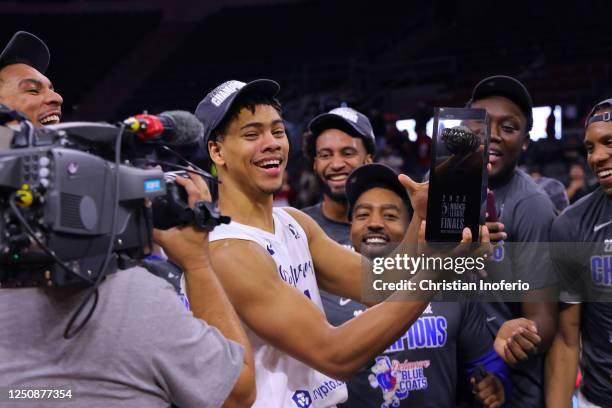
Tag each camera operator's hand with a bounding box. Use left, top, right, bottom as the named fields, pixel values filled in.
left=153, top=171, right=212, bottom=270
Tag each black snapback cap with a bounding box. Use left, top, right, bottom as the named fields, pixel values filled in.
left=308, top=107, right=376, bottom=153
left=346, top=163, right=411, bottom=218
left=194, top=79, right=280, bottom=145
left=585, top=98, right=612, bottom=128
left=469, top=75, right=533, bottom=131
left=0, top=31, right=50, bottom=74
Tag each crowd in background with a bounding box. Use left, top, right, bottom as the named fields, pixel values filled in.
left=278, top=107, right=597, bottom=209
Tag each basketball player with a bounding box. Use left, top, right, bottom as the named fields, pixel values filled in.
left=337, top=163, right=509, bottom=408
left=0, top=31, right=63, bottom=127
left=193, top=79, right=489, bottom=407
left=467, top=75, right=558, bottom=407
left=545, top=98, right=612, bottom=408
left=302, top=106, right=376, bottom=247
left=302, top=107, right=374, bottom=326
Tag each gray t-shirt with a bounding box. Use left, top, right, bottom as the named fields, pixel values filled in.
left=485, top=169, right=557, bottom=291
left=483, top=169, right=557, bottom=408
left=330, top=301, right=495, bottom=408
left=0, top=266, right=243, bottom=408
left=302, top=202, right=361, bottom=325
left=551, top=187, right=612, bottom=407
left=302, top=202, right=352, bottom=249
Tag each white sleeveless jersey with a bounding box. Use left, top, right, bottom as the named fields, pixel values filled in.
left=208, top=207, right=347, bottom=408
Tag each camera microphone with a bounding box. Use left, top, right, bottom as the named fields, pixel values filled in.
left=124, top=110, right=204, bottom=146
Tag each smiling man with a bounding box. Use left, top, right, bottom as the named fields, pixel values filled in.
left=194, top=79, right=486, bottom=407
left=0, top=31, right=63, bottom=127
left=302, top=107, right=376, bottom=247
left=467, top=75, right=558, bottom=407
left=340, top=163, right=508, bottom=408
left=302, top=107, right=376, bottom=325
left=546, top=98, right=612, bottom=408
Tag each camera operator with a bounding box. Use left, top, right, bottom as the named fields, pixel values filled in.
left=0, top=31, right=63, bottom=128
left=0, top=169, right=255, bottom=407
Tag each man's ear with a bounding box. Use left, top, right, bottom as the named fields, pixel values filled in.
left=522, top=133, right=531, bottom=151
left=208, top=140, right=225, bottom=166
left=364, top=153, right=374, bottom=164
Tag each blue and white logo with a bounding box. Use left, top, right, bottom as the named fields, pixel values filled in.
left=288, top=223, right=301, bottom=239
left=210, top=80, right=244, bottom=107
left=144, top=179, right=163, bottom=193
left=369, top=356, right=429, bottom=407
left=590, top=255, right=612, bottom=287
left=291, top=390, right=312, bottom=408
left=266, top=240, right=275, bottom=255
left=492, top=240, right=505, bottom=262
left=330, top=107, right=358, bottom=123
left=178, top=293, right=190, bottom=311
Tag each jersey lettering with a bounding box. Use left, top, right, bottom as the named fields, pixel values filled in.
left=384, top=316, right=448, bottom=353
left=278, top=261, right=314, bottom=287
left=591, top=255, right=612, bottom=286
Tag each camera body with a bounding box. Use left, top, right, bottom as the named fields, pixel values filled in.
left=152, top=171, right=230, bottom=231
left=0, top=107, right=228, bottom=288
left=0, top=146, right=166, bottom=287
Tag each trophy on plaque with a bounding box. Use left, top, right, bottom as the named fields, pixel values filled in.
left=425, top=107, right=490, bottom=243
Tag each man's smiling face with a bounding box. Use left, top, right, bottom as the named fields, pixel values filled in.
left=585, top=109, right=612, bottom=195
left=210, top=104, right=289, bottom=197
left=471, top=95, right=529, bottom=185
left=0, top=63, right=62, bottom=127
left=313, top=129, right=372, bottom=202
left=350, top=187, right=410, bottom=259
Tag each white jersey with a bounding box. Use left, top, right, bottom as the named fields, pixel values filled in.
left=209, top=207, right=347, bottom=408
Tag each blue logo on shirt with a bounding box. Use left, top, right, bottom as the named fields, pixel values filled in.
left=278, top=261, right=313, bottom=287
left=590, top=255, right=612, bottom=286
left=369, top=356, right=430, bottom=406
left=492, top=241, right=505, bottom=262
left=178, top=293, right=190, bottom=310
left=291, top=390, right=312, bottom=408
left=288, top=223, right=301, bottom=239
left=384, top=316, right=448, bottom=353
left=266, top=241, right=275, bottom=255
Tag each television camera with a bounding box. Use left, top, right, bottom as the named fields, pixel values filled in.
left=0, top=105, right=229, bottom=289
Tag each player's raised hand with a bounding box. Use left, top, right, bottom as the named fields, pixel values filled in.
left=398, top=174, right=428, bottom=219
left=417, top=221, right=491, bottom=261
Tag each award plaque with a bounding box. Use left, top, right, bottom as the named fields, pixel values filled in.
left=425, top=107, right=490, bottom=243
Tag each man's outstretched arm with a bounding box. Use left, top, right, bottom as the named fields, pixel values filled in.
left=209, top=224, right=483, bottom=381
left=210, top=238, right=430, bottom=380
